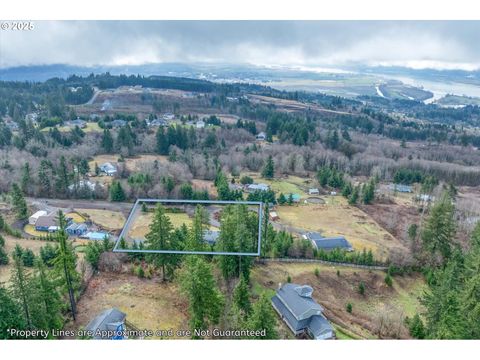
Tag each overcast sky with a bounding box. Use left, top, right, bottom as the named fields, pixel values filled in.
left=1, top=21, right=479, bottom=70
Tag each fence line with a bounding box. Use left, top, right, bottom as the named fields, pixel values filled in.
left=256, top=257, right=388, bottom=270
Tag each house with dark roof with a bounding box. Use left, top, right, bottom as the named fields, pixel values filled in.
left=66, top=222, right=88, bottom=236
left=304, top=232, right=353, bottom=251
left=271, top=284, right=335, bottom=340
left=85, top=308, right=126, bottom=340
left=35, top=214, right=59, bottom=232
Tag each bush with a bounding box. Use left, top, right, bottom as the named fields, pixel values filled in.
left=136, top=265, right=145, bottom=278
left=287, top=275, right=291, bottom=283
left=240, top=175, right=254, bottom=185
left=407, top=314, right=426, bottom=339
left=22, top=248, right=35, bottom=267
left=346, top=303, right=352, bottom=313
left=358, top=281, right=365, bottom=295
left=385, top=273, right=393, bottom=287
left=314, top=268, right=320, bottom=277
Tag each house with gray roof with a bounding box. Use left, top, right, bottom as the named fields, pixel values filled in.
left=271, top=283, right=335, bottom=340
left=304, top=232, right=353, bottom=251
left=100, top=162, right=117, bottom=176
left=246, top=183, right=270, bottom=193
left=203, top=230, right=220, bottom=245
left=85, top=308, right=126, bottom=340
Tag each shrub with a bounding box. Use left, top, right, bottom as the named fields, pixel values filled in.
left=287, top=275, right=291, bottom=283
left=385, top=273, right=393, bottom=287
left=358, top=281, right=365, bottom=295
left=314, top=268, right=320, bottom=277
left=346, top=303, right=352, bottom=313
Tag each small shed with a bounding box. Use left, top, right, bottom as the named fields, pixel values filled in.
left=269, top=211, right=279, bottom=221
left=308, top=188, right=320, bottom=195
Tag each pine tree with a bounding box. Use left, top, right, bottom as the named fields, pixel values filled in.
left=179, top=256, right=224, bottom=338
left=261, top=155, right=275, bottom=179
left=0, top=285, right=26, bottom=339
left=56, top=156, right=70, bottom=196
left=156, top=127, right=169, bottom=155
left=10, top=183, right=28, bottom=220
left=9, top=253, right=33, bottom=329
left=101, top=129, right=114, bottom=153
left=247, top=293, right=278, bottom=339
left=20, top=162, right=31, bottom=195
left=31, top=258, right=63, bottom=332
left=145, top=204, right=180, bottom=281
left=186, top=205, right=207, bottom=252
left=421, top=192, right=455, bottom=265
left=233, top=275, right=252, bottom=320
left=348, top=186, right=359, bottom=205
left=109, top=181, right=126, bottom=202
left=408, top=314, right=425, bottom=339
left=53, top=211, right=80, bottom=321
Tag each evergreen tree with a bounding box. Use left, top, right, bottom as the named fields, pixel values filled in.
left=186, top=205, right=207, bottom=252
left=0, top=286, right=26, bottom=339
left=233, top=275, right=252, bottom=320
left=261, top=155, right=275, bottom=179
left=109, top=181, right=126, bottom=202
left=408, top=314, right=426, bottom=339
left=56, top=156, right=70, bottom=196
left=144, top=204, right=180, bottom=281
left=10, top=183, right=28, bottom=220
left=246, top=293, right=278, bottom=339
left=179, top=256, right=224, bottom=338
left=9, top=253, right=33, bottom=329
left=421, top=192, right=456, bottom=265
left=31, top=258, right=63, bottom=332
left=53, top=211, right=80, bottom=321
left=20, top=162, right=31, bottom=195
left=101, top=129, right=114, bottom=153
left=156, top=127, right=169, bottom=155
left=348, top=186, right=359, bottom=205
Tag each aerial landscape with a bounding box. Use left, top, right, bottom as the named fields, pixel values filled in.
left=1, top=19, right=480, bottom=343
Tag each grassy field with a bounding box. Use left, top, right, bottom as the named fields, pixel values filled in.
left=76, top=208, right=126, bottom=231
left=251, top=262, right=425, bottom=339
left=89, top=154, right=169, bottom=174
left=69, top=272, right=188, bottom=339
left=127, top=211, right=217, bottom=240
left=0, top=235, right=50, bottom=284
left=275, top=199, right=406, bottom=260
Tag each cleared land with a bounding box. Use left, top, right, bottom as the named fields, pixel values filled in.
left=76, top=208, right=126, bottom=231
left=251, top=262, right=425, bottom=339
left=275, top=199, right=407, bottom=260
left=70, top=272, right=188, bottom=339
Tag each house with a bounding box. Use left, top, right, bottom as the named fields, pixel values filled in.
left=68, top=180, right=97, bottom=192
left=162, top=113, right=175, bottom=121
left=29, top=210, right=48, bottom=225
left=389, top=183, right=412, bottom=193
left=111, top=119, right=127, bottom=128
left=417, top=194, right=434, bottom=202
left=246, top=183, right=270, bottom=193
left=308, top=188, right=320, bottom=195
left=66, top=223, right=88, bottom=236
left=228, top=183, right=243, bottom=192
left=304, top=232, right=353, bottom=251
left=35, top=214, right=58, bottom=232
left=81, top=231, right=110, bottom=241
left=203, top=230, right=220, bottom=245
left=196, top=120, right=205, bottom=129
left=68, top=118, right=87, bottom=128
left=100, top=162, right=117, bottom=176
left=148, top=119, right=168, bottom=127
left=256, top=132, right=266, bottom=141
left=85, top=308, right=126, bottom=340
left=269, top=211, right=279, bottom=221
left=271, top=283, right=335, bottom=340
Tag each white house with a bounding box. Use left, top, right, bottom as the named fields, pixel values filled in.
left=256, top=132, right=267, bottom=141
left=100, top=162, right=117, bottom=176
left=29, top=210, right=48, bottom=225
left=196, top=120, right=206, bottom=129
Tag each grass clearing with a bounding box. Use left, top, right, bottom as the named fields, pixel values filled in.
left=276, top=202, right=406, bottom=260
left=76, top=208, right=126, bottom=230
left=70, top=272, right=188, bottom=339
